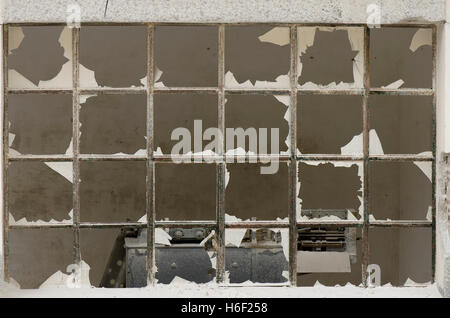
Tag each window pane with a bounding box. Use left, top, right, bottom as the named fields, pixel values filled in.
left=80, top=26, right=147, bottom=88
left=155, top=163, right=216, bottom=221
left=297, top=226, right=362, bottom=286
left=155, top=26, right=218, bottom=87
left=369, top=227, right=431, bottom=286
left=297, top=95, right=363, bottom=155
left=9, top=94, right=72, bottom=155
left=154, top=94, right=218, bottom=155
left=297, top=27, right=364, bottom=89
left=225, top=94, right=289, bottom=155
left=80, top=94, right=146, bottom=155
left=225, top=228, right=289, bottom=284
left=225, top=26, right=290, bottom=89
left=369, top=95, right=432, bottom=155
left=9, top=228, right=73, bottom=289
left=370, top=27, right=432, bottom=88
left=80, top=161, right=146, bottom=223
left=8, top=161, right=73, bottom=224
left=8, top=26, right=72, bottom=88
left=298, top=162, right=363, bottom=221
left=370, top=161, right=432, bottom=221
left=226, top=163, right=288, bottom=221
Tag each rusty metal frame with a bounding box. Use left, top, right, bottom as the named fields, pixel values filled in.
left=1, top=23, right=436, bottom=288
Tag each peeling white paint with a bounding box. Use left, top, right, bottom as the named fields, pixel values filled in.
left=382, top=79, right=405, bottom=89
left=225, top=71, right=289, bottom=89
left=404, top=278, right=432, bottom=287
left=409, top=28, right=432, bottom=53
left=258, top=27, right=290, bottom=46
left=413, top=151, right=433, bottom=182
left=44, top=162, right=73, bottom=183
left=341, top=129, right=384, bottom=155
left=155, top=228, right=172, bottom=246
left=9, top=209, right=73, bottom=225
left=368, top=129, right=385, bottom=155
left=79, top=93, right=97, bottom=104
left=8, top=27, right=24, bottom=53
left=224, top=214, right=247, bottom=248
left=200, top=230, right=215, bottom=247
left=79, top=64, right=99, bottom=87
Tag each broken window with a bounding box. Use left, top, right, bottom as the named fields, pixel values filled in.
left=80, top=228, right=126, bottom=288
left=298, top=27, right=364, bottom=89
left=8, top=26, right=72, bottom=89
left=2, top=24, right=436, bottom=289
left=155, top=26, right=218, bottom=87
left=80, top=94, right=147, bottom=155
left=9, top=94, right=73, bottom=155
left=8, top=228, right=73, bottom=289
left=297, top=95, right=363, bottom=155
left=226, top=163, right=289, bottom=221
left=369, top=95, right=432, bottom=155
left=154, top=93, right=218, bottom=155
left=297, top=226, right=362, bottom=287
left=369, top=161, right=432, bottom=221
left=226, top=228, right=289, bottom=284
left=8, top=161, right=73, bottom=224
left=155, top=163, right=216, bottom=221
left=370, top=27, right=432, bottom=89
left=225, top=26, right=290, bottom=88
left=369, top=227, right=432, bottom=286
left=298, top=162, right=363, bottom=221
left=79, top=161, right=146, bottom=223
left=80, top=26, right=147, bottom=88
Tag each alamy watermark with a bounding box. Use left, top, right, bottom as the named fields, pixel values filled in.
left=171, top=120, right=281, bottom=174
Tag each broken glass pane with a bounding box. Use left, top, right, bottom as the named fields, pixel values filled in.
left=155, top=26, right=218, bottom=87
left=79, top=94, right=146, bottom=155
left=369, top=95, right=432, bottom=155
left=226, top=163, right=288, bottom=221
left=298, top=27, right=364, bottom=89
left=370, top=27, right=432, bottom=88
left=9, top=94, right=73, bottom=155
left=8, top=228, right=73, bottom=289
left=154, top=94, right=218, bottom=155
left=155, top=229, right=216, bottom=285
left=122, top=227, right=216, bottom=286
left=225, top=228, right=289, bottom=284
left=369, top=227, right=431, bottom=286
left=80, top=228, right=127, bottom=288
left=8, top=26, right=72, bottom=88
left=8, top=161, right=73, bottom=224
left=297, top=94, right=363, bottom=154
left=297, top=226, right=362, bottom=286
left=155, top=163, right=216, bottom=221
left=369, top=161, right=432, bottom=221
left=80, top=26, right=147, bottom=88
left=225, top=94, right=289, bottom=155
left=80, top=161, right=146, bottom=223
left=225, top=26, right=290, bottom=88
left=298, top=162, right=363, bottom=221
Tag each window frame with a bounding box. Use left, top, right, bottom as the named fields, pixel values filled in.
left=2, top=22, right=437, bottom=287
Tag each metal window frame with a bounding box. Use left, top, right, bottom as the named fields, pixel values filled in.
left=2, top=22, right=436, bottom=287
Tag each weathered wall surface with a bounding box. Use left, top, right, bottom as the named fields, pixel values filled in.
left=0, top=0, right=446, bottom=24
